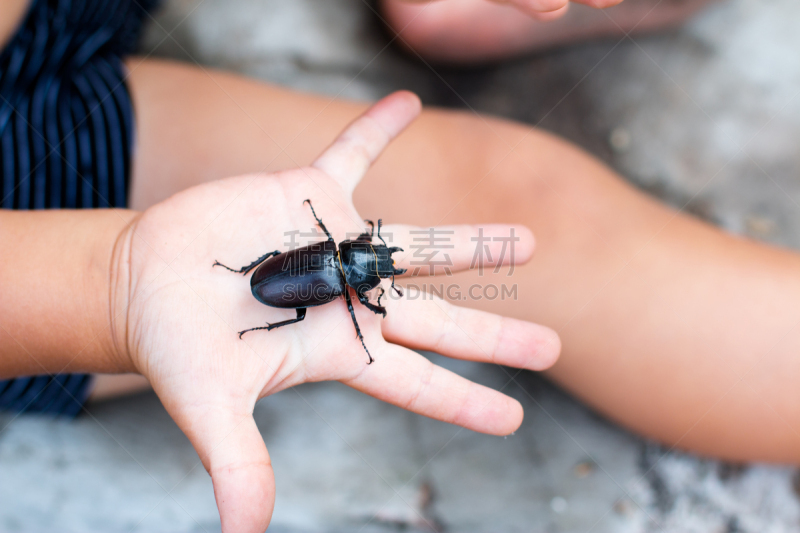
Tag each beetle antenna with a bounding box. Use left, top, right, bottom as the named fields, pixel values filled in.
left=376, top=219, right=388, bottom=247
left=364, top=219, right=375, bottom=237
left=390, top=272, right=403, bottom=297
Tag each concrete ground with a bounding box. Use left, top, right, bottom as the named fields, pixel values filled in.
left=3, top=0, right=800, bottom=531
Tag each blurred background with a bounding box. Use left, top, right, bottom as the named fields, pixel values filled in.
left=3, top=0, right=800, bottom=531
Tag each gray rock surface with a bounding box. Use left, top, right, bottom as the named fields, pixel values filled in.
left=591, top=0, right=800, bottom=247
left=3, top=0, right=800, bottom=531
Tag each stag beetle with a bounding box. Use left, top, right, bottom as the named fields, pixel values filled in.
left=213, top=199, right=406, bottom=364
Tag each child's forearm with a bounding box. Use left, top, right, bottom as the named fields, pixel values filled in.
left=0, top=209, right=137, bottom=378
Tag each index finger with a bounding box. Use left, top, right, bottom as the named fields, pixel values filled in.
left=312, top=91, right=422, bottom=194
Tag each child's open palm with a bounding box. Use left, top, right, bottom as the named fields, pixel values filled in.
left=114, top=92, right=561, bottom=532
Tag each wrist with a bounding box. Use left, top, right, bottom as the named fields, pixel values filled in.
left=103, top=210, right=141, bottom=374
left=62, top=209, right=141, bottom=374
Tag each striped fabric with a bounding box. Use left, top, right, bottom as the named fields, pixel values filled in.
left=0, top=0, right=157, bottom=415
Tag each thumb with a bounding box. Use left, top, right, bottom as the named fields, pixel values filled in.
left=312, top=90, right=421, bottom=194
left=172, top=403, right=275, bottom=533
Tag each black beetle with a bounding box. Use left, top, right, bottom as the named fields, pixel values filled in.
left=213, top=199, right=406, bottom=364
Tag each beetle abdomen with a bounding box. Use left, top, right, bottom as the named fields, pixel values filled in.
left=251, top=241, right=345, bottom=308
left=253, top=270, right=344, bottom=308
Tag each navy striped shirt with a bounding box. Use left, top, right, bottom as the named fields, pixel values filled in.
left=0, top=0, right=157, bottom=415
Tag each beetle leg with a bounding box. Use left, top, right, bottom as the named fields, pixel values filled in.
left=238, top=308, right=307, bottom=339
left=358, top=288, right=386, bottom=317
left=303, top=199, right=334, bottom=242
left=213, top=250, right=281, bottom=276
left=376, top=287, right=385, bottom=307
left=356, top=220, right=374, bottom=242
left=344, top=290, right=374, bottom=364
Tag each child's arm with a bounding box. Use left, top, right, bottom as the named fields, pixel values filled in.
left=0, top=209, right=136, bottom=378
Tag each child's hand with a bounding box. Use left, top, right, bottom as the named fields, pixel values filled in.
left=112, top=91, right=560, bottom=533
left=512, top=0, right=624, bottom=20
left=400, top=0, right=624, bottom=20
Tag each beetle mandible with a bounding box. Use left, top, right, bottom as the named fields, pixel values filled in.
left=213, top=199, right=406, bottom=364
